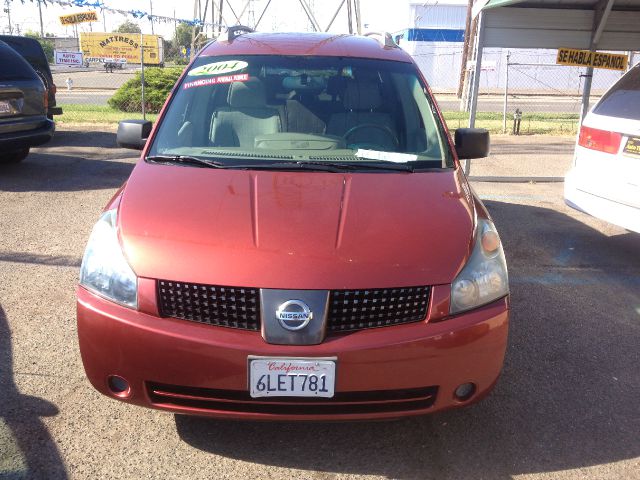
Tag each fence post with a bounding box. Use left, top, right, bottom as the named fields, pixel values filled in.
left=140, top=32, right=146, bottom=120
left=502, top=51, right=509, bottom=134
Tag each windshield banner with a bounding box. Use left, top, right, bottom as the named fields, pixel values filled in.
left=183, top=73, right=249, bottom=89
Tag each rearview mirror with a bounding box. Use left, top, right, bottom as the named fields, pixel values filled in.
left=454, top=128, right=490, bottom=159
left=117, top=119, right=152, bottom=150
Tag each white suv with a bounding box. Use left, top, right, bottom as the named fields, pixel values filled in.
left=565, top=64, right=640, bottom=233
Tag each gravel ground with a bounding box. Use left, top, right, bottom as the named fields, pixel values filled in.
left=0, top=128, right=638, bottom=480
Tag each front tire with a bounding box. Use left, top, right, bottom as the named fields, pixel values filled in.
left=0, top=148, right=30, bottom=164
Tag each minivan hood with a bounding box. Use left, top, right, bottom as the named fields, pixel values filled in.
left=118, top=162, right=475, bottom=289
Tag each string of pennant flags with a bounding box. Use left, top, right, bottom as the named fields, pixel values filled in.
left=9, top=0, right=225, bottom=29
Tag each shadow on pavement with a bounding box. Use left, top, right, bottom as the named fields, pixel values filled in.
left=45, top=129, right=121, bottom=150
left=0, top=130, right=135, bottom=193
left=0, top=305, right=68, bottom=479
left=175, top=200, right=640, bottom=479
left=0, top=252, right=81, bottom=268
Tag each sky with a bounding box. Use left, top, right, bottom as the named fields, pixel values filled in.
left=1, top=0, right=414, bottom=39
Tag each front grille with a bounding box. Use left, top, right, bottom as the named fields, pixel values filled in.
left=147, top=382, right=438, bottom=416
left=328, top=286, right=430, bottom=332
left=157, top=280, right=260, bottom=331
left=157, top=281, right=429, bottom=333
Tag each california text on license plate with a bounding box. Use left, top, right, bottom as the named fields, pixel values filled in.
left=249, top=357, right=336, bottom=398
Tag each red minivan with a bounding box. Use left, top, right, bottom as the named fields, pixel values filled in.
left=77, top=29, right=509, bottom=421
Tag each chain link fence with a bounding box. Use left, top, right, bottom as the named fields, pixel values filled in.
left=47, top=34, right=187, bottom=125
left=416, top=46, right=636, bottom=135
left=47, top=41, right=634, bottom=179
left=414, top=47, right=637, bottom=178
left=52, top=62, right=187, bottom=124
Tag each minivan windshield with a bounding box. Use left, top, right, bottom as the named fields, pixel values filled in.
left=148, top=55, right=454, bottom=169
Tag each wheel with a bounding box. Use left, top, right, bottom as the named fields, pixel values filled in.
left=0, top=148, right=30, bottom=164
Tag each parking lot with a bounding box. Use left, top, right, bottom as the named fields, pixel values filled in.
left=0, top=128, right=638, bottom=479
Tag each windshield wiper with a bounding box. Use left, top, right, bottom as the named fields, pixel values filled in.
left=145, top=156, right=414, bottom=173
left=145, top=155, right=226, bottom=168
left=230, top=161, right=414, bottom=173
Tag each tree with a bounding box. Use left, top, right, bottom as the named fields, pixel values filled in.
left=174, top=22, right=195, bottom=49
left=115, top=20, right=141, bottom=34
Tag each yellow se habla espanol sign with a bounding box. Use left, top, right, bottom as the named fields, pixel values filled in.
left=556, top=48, right=628, bottom=71
left=60, top=11, right=99, bottom=26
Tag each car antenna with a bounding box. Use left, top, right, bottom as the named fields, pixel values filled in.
left=228, top=25, right=255, bottom=43
left=363, top=31, right=398, bottom=49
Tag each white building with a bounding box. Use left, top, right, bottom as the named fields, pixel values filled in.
left=397, top=0, right=628, bottom=94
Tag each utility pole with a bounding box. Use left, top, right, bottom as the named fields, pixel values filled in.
left=140, top=32, right=146, bottom=119
left=149, top=0, right=154, bottom=34
left=211, top=0, right=216, bottom=38
left=190, top=0, right=198, bottom=60
left=354, top=0, right=362, bottom=35
left=37, top=0, right=44, bottom=37
left=248, top=0, right=255, bottom=29
left=217, top=0, right=223, bottom=36
left=4, top=0, right=12, bottom=35
left=173, top=9, right=177, bottom=41
left=457, top=0, right=474, bottom=99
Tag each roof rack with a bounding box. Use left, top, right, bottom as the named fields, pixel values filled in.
left=227, top=25, right=255, bottom=42
left=364, top=31, right=398, bottom=49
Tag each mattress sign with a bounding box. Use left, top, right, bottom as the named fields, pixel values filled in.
left=556, top=48, right=628, bottom=71
left=188, top=60, right=249, bottom=76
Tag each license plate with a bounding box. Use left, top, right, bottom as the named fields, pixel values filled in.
left=623, top=137, right=640, bottom=157
left=249, top=357, right=336, bottom=398
left=0, top=100, right=11, bottom=114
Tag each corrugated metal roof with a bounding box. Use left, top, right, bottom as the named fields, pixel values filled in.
left=472, top=0, right=640, bottom=50
left=477, top=0, right=640, bottom=13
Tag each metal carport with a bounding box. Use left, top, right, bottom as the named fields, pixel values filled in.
left=467, top=0, right=640, bottom=131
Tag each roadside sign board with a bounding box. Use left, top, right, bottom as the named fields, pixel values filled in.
left=54, top=50, right=84, bottom=66
left=556, top=48, right=628, bottom=71
left=79, top=32, right=164, bottom=65
left=59, top=11, right=99, bottom=25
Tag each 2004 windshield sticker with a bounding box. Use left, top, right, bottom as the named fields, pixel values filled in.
left=188, top=60, right=248, bottom=77
left=184, top=60, right=249, bottom=89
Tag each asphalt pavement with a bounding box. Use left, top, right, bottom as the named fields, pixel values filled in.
left=0, top=128, right=638, bottom=479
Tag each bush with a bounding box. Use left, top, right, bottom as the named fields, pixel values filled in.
left=108, top=67, right=183, bottom=113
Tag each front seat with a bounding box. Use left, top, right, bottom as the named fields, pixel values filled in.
left=326, top=79, right=397, bottom=150
left=211, top=79, right=281, bottom=148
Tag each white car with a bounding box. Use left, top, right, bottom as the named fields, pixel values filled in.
left=565, top=65, right=640, bottom=233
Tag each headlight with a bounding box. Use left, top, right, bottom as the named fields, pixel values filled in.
left=450, top=218, right=508, bottom=314
left=79, top=209, right=138, bottom=308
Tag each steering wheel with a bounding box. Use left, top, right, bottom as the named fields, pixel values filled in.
left=343, top=124, right=400, bottom=149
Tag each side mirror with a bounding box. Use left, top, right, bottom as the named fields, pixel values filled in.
left=117, top=119, right=152, bottom=150
left=454, top=128, right=490, bottom=159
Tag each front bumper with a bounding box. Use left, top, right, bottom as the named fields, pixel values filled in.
left=0, top=118, right=54, bottom=150
left=77, top=284, right=509, bottom=421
